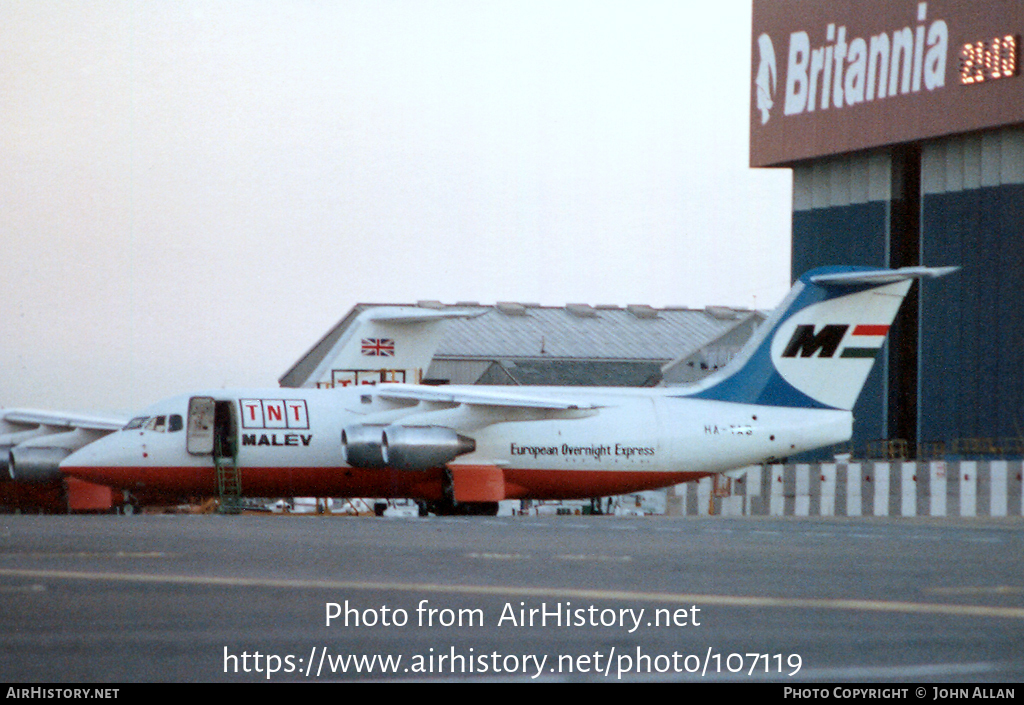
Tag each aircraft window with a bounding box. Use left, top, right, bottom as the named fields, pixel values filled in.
left=168, top=414, right=183, bottom=432
left=124, top=417, right=148, bottom=430
left=144, top=416, right=168, bottom=432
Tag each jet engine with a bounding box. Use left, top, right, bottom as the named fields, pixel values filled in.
left=6, top=428, right=111, bottom=483
left=1, top=427, right=50, bottom=481
left=340, top=424, right=389, bottom=468
left=341, top=424, right=475, bottom=470
left=382, top=426, right=476, bottom=470
left=8, top=447, right=69, bottom=483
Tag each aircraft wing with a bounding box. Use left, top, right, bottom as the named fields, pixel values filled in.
left=1, top=408, right=129, bottom=483
left=340, top=384, right=603, bottom=469
left=1, top=409, right=128, bottom=431
left=374, top=383, right=602, bottom=410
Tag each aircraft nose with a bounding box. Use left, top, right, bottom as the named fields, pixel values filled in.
left=59, top=434, right=121, bottom=482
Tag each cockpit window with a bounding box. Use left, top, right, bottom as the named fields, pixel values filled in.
left=125, top=413, right=184, bottom=432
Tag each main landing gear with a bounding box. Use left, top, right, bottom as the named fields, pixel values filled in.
left=425, top=468, right=499, bottom=516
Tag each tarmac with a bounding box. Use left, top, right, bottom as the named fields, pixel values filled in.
left=1, top=513, right=1022, bottom=682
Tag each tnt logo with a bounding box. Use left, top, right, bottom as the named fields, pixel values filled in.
left=781, top=324, right=889, bottom=359
left=240, top=399, right=310, bottom=429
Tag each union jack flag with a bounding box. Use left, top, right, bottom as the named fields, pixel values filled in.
left=361, top=338, right=395, bottom=356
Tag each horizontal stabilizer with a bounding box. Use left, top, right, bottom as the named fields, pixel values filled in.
left=810, top=266, right=959, bottom=286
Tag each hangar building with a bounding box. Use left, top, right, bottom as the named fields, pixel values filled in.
left=281, top=302, right=766, bottom=390
left=752, top=0, right=1024, bottom=457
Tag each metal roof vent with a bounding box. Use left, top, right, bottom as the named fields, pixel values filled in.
left=705, top=305, right=740, bottom=320
left=565, top=303, right=598, bottom=318
left=417, top=300, right=446, bottom=309
left=496, top=302, right=528, bottom=316
left=627, top=304, right=660, bottom=319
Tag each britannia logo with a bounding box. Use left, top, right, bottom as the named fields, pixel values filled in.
left=755, top=33, right=777, bottom=125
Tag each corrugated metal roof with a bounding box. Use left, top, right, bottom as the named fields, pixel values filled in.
left=432, top=305, right=754, bottom=362
left=280, top=302, right=762, bottom=389
left=494, top=360, right=665, bottom=387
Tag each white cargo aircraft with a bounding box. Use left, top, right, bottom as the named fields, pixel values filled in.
left=58, top=266, right=953, bottom=515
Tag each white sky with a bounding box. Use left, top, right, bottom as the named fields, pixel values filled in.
left=1, top=0, right=792, bottom=413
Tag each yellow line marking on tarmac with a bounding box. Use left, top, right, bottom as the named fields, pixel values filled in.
left=0, top=584, right=46, bottom=593
left=925, top=586, right=1024, bottom=596
left=1, top=551, right=169, bottom=559
left=2, top=568, right=1023, bottom=620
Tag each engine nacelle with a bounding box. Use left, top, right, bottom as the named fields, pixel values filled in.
left=382, top=426, right=476, bottom=470
left=8, top=447, right=69, bottom=483
left=0, top=428, right=51, bottom=482
left=6, top=428, right=110, bottom=483
left=340, top=424, right=388, bottom=468
left=341, top=424, right=476, bottom=470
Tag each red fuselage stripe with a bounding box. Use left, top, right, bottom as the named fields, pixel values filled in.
left=61, top=465, right=711, bottom=502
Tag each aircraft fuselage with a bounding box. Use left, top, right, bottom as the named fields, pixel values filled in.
left=60, top=385, right=851, bottom=502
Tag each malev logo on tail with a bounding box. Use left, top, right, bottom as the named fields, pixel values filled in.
left=769, top=280, right=911, bottom=410
left=780, top=324, right=890, bottom=359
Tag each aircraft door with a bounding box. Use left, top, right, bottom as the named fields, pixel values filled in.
left=187, top=397, right=237, bottom=458
left=187, top=397, right=216, bottom=455
left=212, top=401, right=237, bottom=458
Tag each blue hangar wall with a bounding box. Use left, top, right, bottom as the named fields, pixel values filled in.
left=791, top=126, right=1024, bottom=455
left=920, top=129, right=1024, bottom=444
left=791, top=152, right=894, bottom=453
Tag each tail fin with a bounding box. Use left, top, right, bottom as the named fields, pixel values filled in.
left=686, top=266, right=957, bottom=410
left=280, top=307, right=482, bottom=389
